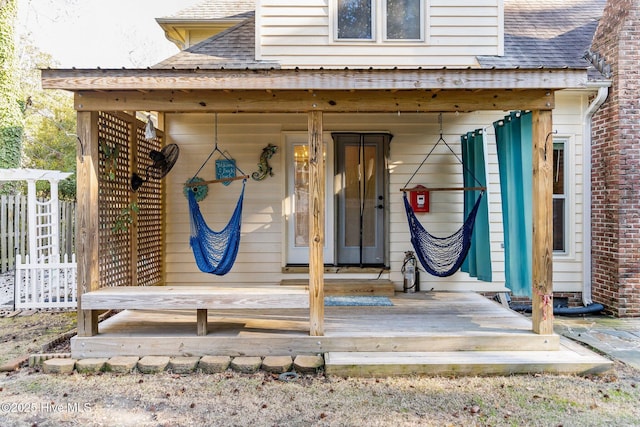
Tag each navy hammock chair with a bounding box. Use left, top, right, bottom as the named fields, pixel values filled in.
left=403, top=191, right=483, bottom=277
left=402, top=117, right=485, bottom=278
left=184, top=114, right=250, bottom=275
left=187, top=180, right=246, bottom=276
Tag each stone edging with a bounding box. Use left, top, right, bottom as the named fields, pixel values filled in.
left=31, top=354, right=324, bottom=375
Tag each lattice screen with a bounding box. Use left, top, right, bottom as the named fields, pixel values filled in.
left=97, top=111, right=163, bottom=288
left=135, top=125, right=163, bottom=287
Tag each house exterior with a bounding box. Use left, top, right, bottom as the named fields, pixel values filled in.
left=150, top=0, right=608, bottom=304
left=40, top=0, right=627, bottom=350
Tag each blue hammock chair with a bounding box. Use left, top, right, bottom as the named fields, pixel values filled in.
left=403, top=191, right=482, bottom=277
left=188, top=179, right=246, bottom=275
left=402, top=114, right=486, bottom=277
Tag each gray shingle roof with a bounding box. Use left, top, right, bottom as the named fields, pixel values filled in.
left=158, top=0, right=255, bottom=21
left=478, top=0, right=606, bottom=69
left=154, top=0, right=607, bottom=72
left=153, top=16, right=278, bottom=70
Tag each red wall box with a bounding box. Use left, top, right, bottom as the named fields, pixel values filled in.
left=409, top=185, right=429, bottom=213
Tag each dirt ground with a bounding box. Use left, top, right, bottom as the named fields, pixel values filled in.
left=0, top=311, right=639, bottom=426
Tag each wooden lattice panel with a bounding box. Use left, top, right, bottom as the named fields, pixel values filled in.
left=97, top=112, right=133, bottom=288
left=135, top=125, right=163, bottom=287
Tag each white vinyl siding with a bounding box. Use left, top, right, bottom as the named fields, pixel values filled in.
left=163, top=90, right=586, bottom=293
left=257, top=0, right=502, bottom=68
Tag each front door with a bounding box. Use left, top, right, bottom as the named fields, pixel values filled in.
left=334, top=133, right=390, bottom=266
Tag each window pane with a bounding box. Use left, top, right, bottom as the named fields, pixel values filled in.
left=553, top=143, right=564, bottom=195
left=293, top=145, right=309, bottom=247
left=386, top=0, right=421, bottom=39
left=338, top=0, right=372, bottom=39
left=553, top=199, right=565, bottom=252
left=553, top=141, right=566, bottom=252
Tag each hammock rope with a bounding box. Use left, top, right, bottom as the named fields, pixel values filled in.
left=186, top=113, right=247, bottom=275
left=402, top=114, right=485, bottom=277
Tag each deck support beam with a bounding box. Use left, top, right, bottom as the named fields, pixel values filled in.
left=308, top=110, right=325, bottom=336
left=76, top=111, right=100, bottom=337
left=531, top=109, right=554, bottom=335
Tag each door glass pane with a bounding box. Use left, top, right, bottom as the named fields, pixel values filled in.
left=386, top=0, right=420, bottom=40
left=344, top=145, right=361, bottom=247
left=343, top=144, right=377, bottom=247
left=293, top=145, right=309, bottom=247
left=338, top=0, right=372, bottom=39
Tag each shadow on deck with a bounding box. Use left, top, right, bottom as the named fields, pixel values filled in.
left=71, top=291, right=612, bottom=377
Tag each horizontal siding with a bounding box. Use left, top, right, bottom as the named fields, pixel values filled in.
left=257, top=0, right=501, bottom=68
left=164, top=91, right=587, bottom=293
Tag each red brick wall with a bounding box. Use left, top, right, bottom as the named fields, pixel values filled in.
left=590, top=0, right=640, bottom=317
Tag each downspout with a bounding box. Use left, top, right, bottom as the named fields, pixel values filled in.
left=582, top=85, right=609, bottom=306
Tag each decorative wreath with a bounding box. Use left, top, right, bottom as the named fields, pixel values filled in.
left=183, top=177, right=209, bottom=202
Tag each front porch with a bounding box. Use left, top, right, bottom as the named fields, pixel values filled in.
left=71, top=291, right=612, bottom=376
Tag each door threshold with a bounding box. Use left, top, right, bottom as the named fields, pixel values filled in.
left=283, top=265, right=389, bottom=274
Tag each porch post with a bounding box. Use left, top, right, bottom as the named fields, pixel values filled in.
left=531, top=109, right=554, bottom=334
left=76, top=111, right=100, bottom=336
left=308, top=110, right=325, bottom=336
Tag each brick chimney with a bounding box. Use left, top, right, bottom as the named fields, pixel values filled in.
left=590, top=0, right=640, bottom=317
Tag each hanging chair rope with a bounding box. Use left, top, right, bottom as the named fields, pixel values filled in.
left=401, top=113, right=485, bottom=277
left=186, top=113, right=247, bottom=275
left=404, top=114, right=484, bottom=191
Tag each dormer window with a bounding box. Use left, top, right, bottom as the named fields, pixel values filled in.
left=336, top=0, right=424, bottom=42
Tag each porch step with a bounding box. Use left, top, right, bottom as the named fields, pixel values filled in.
left=324, top=338, right=613, bottom=377
left=280, top=279, right=395, bottom=297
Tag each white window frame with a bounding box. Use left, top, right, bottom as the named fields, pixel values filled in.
left=552, top=137, right=573, bottom=256
left=332, top=0, right=425, bottom=43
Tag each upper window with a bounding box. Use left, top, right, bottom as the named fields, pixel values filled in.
left=336, top=0, right=424, bottom=42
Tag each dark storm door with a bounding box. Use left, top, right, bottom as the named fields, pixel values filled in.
left=334, top=133, right=389, bottom=266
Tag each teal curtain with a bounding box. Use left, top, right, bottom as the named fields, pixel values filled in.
left=461, top=130, right=492, bottom=282
left=494, top=111, right=532, bottom=297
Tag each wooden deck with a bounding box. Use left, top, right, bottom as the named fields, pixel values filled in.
left=71, top=291, right=613, bottom=376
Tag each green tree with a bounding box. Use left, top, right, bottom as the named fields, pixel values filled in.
left=0, top=0, right=24, bottom=176
left=18, top=36, right=76, bottom=200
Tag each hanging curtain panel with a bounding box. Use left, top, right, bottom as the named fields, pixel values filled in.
left=494, top=111, right=533, bottom=297
left=461, top=130, right=492, bottom=282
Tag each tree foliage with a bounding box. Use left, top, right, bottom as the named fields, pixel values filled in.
left=19, top=37, right=76, bottom=200
left=0, top=0, right=24, bottom=172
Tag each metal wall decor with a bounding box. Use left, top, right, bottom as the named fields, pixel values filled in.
left=252, top=144, right=278, bottom=181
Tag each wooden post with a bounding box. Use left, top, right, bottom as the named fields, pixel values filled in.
left=197, top=309, right=208, bottom=336
left=76, top=111, right=100, bottom=336
left=531, top=109, right=554, bottom=335
left=308, top=111, right=325, bottom=336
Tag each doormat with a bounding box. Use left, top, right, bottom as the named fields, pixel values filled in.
left=324, top=296, right=393, bottom=307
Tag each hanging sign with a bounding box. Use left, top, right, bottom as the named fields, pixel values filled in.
left=216, top=158, right=237, bottom=186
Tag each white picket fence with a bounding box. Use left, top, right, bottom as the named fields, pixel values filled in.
left=14, top=254, right=77, bottom=309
